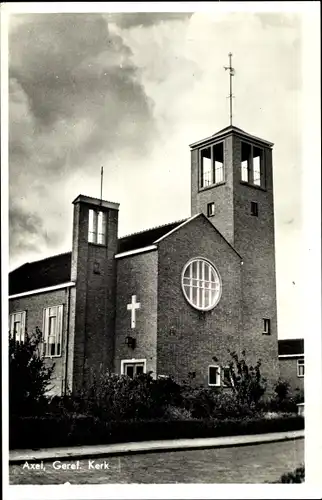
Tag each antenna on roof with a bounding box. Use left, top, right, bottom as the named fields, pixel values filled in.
left=100, top=166, right=103, bottom=204
left=224, top=52, right=235, bottom=126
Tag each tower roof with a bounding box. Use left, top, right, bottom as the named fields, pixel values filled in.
left=189, top=125, right=274, bottom=149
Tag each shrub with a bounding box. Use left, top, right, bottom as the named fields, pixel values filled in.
left=274, top=378, right=290, bottom=401
left=276, top=465, right=305, bottom=483
left=10, top=413, right=304, bottom=450
left=267, top=380, right=304, bottom=414
left=212, top=350, right=267, bottom=409
left=9, top=328, right=55, bottom=416
left=74, top=371, right=182, bottom=421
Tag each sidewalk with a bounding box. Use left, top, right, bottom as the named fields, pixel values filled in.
left=9, top=429, right=304, bottom=463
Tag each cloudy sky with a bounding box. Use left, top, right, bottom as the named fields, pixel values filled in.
left=6, top=4, right=318, bottom=339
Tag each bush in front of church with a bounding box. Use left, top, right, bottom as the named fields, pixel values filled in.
left=77, top=370, right=182, bottom=420
left=221, top=350, right=267, bottom=407
left=9, top=327, right=55, bottom=416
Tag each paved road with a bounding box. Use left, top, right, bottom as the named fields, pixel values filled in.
left=10, top=438, right=304, bottom=484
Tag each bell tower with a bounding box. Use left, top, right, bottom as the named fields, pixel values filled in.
left=190, top=120, right=279, bottom=383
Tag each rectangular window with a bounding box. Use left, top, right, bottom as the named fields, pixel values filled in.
left=208, top=365, right=221, bottom=386
left=241, top=142, right=251, bottom=182
left=9, top=311, right=26, bottom=343
left=297, top=358, right=304, bottom=377
left=263, top=318, right=271, bottom=335
left=200, top=143, right=224, bottom=188
left=253, top=147, right=263, bottom=186
left=213, top=143, right=224, bottom=184
left=207, top=202, right=215, bottom=217
left=121, top=359, right=146, bottom=378
left=241, top=142, right=264, bottom=187
left=200, top=147, right=212, bottom=187
left=251, top=201, right=258, bottom=216
left=88, top=209, right=106, bottom=245
left=43, top=305, right=63, bottom=357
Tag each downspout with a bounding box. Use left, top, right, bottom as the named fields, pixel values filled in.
left=64, top=286, right=71, bottom=395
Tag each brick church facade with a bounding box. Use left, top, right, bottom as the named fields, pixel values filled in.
left=9, top=125, right=279, bottom=395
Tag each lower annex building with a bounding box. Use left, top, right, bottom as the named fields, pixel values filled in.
left=9, top=125, right=280, bottom=395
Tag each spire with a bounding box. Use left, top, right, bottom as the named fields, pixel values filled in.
left=224, top=52, right=235, bottom=126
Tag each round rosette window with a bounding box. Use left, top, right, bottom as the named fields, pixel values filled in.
left=181, top=258, right=221, bottom=311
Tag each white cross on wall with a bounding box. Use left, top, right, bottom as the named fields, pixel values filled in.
left=127, top=295, right=141, bottom=329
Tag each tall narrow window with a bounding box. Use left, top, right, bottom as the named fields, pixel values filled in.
left=213, top=143, right=224, bottom=184
left=10, top=311, right=26, bottom=343
left=253, top=147, right=263, bottom=186
left=43, top=305, right=63, bottom=357
left=88, top=209, right=106, bottom=245
left=201, top=147, right=212, bottom=187
left=241, top=142, right=265, bottom=187
left=241, top=142, right=251, bottom=182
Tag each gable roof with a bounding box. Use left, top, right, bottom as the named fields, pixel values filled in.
left=118, top=219, right=187, bottom=254
left=189, top=125, right=274, bottom=149
left=278, top=338, right=304, bottom=356
left=153, top=212, right=243, bottom=261
left=9, top=252, right=72, bottom=295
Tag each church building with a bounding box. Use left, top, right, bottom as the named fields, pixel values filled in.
left=9, top=125, right=279, bottom=395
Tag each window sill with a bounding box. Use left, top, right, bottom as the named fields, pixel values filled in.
left=240, top=181, right=267, bottom=192
left=44, top=355, right=62, bottom=359
left=199, top=181, right=226, bottom=193
left=297, top=375, right=304, bottom=378
left=208, top=383, right=220, bottom=387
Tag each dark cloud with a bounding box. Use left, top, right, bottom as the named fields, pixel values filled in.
left=9, top=13, right=157, bottom=264
left=9, top=206, right=61, bottom=256
left=107, top=12, right=193, bottom=29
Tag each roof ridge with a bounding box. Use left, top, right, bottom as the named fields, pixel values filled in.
left=119, top=218, right=188, bottom=240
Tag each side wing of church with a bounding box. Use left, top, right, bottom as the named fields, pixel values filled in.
left=9, top=125, right=279, bottom=394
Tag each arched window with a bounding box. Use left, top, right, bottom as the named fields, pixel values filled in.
left=181, top=258, right=221, bottom=311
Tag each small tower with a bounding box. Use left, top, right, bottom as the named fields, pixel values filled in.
left=69, top=194, right=119, bottom=394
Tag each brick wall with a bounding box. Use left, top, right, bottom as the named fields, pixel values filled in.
left=279, top=357, right=304, bottom=394
left=9, top=287, right=72, bottom=396
left=232, top=137, right=279, bottom=389
left=114, top=250, right=158, bottom=376
left=157, top=215, right=243, bottom=385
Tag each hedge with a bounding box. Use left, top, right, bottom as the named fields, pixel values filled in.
left=10, top=414, right=304, bottom=450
